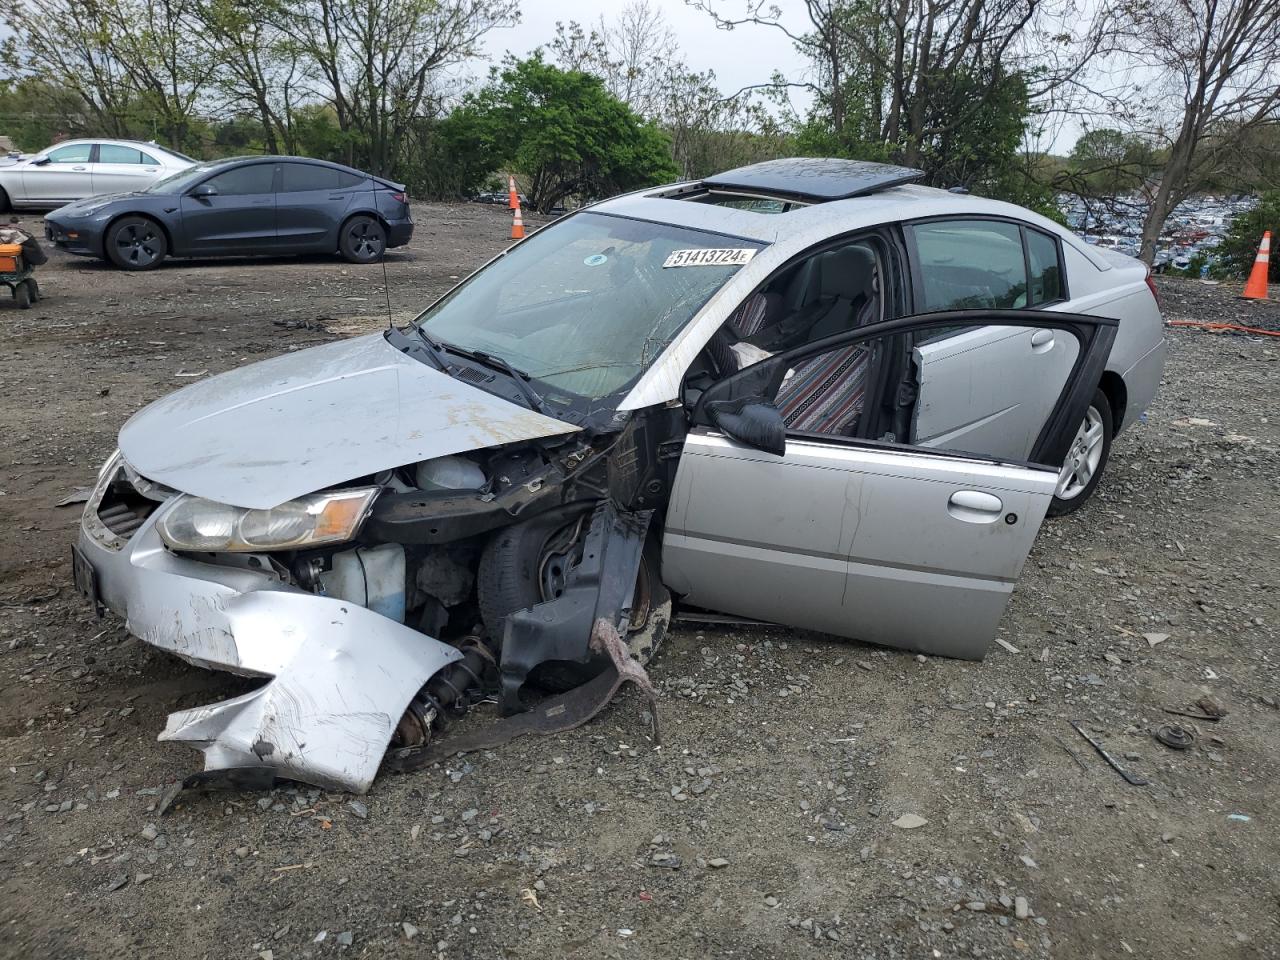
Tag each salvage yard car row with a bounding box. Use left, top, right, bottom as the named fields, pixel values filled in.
left=66, top=158, right=1167, bottom=793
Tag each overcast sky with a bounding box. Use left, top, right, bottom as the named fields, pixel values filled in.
left=480, top=0, right=817, bottom=107
left=480, top=0, right=1085, bottom=152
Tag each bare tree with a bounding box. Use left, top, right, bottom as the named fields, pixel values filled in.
left=292, top=0, right=519, bottom=173
left=1120, top=0, right=1280, bottom=261
left=689, top=0, right=1119, bottom=171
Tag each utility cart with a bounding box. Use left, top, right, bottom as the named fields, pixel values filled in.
left=0, top=241, right=40, bottom=308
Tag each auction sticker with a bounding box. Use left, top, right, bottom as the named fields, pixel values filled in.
left=583, top=253, right=608, bottom=266
left=662, top=247, right=757, bottom=268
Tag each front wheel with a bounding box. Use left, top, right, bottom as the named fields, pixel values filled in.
left=1047, top=388, right=1112, bottom=516
left=105, top=216, right=167, bottom=270
left=338, top=215, right=386, bottom=263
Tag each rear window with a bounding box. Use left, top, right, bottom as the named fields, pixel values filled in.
left=99, top=145, right=157, bottom=165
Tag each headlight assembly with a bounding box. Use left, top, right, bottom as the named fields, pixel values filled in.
left=156, top=487, right=379, bottom=552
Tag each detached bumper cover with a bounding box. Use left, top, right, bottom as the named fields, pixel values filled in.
left=78, top=484, right=461, bottom=793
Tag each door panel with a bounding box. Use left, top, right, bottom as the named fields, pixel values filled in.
left=22, top=143, right=95, bottom=203
left=913, top=324, right=1079, bottom=460
left=275, top=163, right=361, bottom=251
left=664, top=432, right=1055, bottom=658
left=177, top=163, right=278, bottom=255
left=667, top=309, right=1116, bottom=660
left=92, top=145, right=162, bottom=194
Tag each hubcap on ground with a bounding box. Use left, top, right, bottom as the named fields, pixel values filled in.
left=1055, top=405, right=1104, bottom=500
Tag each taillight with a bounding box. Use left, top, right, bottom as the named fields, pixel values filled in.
left=1144, top=265, right=1161, bottom=309
left=391, top=192, right=407, bottom=204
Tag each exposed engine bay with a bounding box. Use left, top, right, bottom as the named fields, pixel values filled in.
left=81, top=394, right=684, bottom=794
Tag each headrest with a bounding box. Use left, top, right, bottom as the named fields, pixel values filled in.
left=817, top=245, right=877, bottom=300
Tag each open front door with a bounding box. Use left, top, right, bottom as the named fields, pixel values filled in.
left=662, top=310, right=1116, bottom=659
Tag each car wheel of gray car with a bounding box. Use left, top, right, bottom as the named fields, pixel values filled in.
left=1047, top=388, right=1112, bottom=517
left=477, top=510, right=671, bottom=691
left=339, top=215, right=386, bottom=263
left=105, top=216, right=167, bottom=270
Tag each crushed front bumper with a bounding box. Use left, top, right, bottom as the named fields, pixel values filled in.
left=76, top=454, right=461, bottom=793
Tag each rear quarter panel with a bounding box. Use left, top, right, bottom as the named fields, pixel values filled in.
left=1049, top=245, right=1165, bottom=431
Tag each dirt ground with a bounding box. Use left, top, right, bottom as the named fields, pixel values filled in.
left=1, top=203, right=1277, bottom=960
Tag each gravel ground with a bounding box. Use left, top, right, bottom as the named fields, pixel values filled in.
left=1, top=208, right=1277, bottom=960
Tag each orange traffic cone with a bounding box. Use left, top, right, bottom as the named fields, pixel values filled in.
left=507, top=175, right=518, bottom=210
left=510, top=204, right=525, bottom=240
left=1241, top=231, right=1271, bottom=300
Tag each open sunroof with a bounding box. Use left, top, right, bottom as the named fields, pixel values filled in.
left=701, top=158, right=925, bottom=202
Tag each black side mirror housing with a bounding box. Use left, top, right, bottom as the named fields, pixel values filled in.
left=191, top=183, right=218, bottom=198
left=31, top=156, right=50, bottom=166
left=707, top=400, right=787, bottom=457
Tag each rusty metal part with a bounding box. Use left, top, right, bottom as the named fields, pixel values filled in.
left=1162, top=707, right=1220, bottom=723
left=1070, top=720, right=1149, bottom=786
left=384, top=619, right=659, bottom=775
left=1154, top=724, right=1194, bottom=750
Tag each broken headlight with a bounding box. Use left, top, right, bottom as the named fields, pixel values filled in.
left=156, top=487, right=380, bottom=553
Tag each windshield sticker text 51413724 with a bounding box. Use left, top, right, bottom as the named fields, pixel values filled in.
left=662, top=247, right=757, bottom=268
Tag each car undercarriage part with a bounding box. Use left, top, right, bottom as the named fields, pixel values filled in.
left=1070, top=720, right=1149, bottom=786
left=385, top=618, right=659, bottom=775
left=486, top=501, right=654, bottom=715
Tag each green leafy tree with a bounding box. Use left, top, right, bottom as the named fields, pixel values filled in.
left=1217, top=192, right=1279, bottom=282
left=455, top=55, right=678, bottom=212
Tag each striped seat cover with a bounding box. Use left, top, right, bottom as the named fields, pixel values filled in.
left=774, top=344, right=870, bottom=435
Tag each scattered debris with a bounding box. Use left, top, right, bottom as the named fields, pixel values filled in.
left=1196, top=695, right=1228, bottom=718
left=1227, top=813, right=1252, bottom=823
left=891, top=813, right=928, bottom=830
left=1070, top=721, right=1149, bottom=786
left=1154, top=725, right=1194, bottom=750
left=54, top=487, right=92, bottom=507
left=994, top=637, right=1021, bottom=654
left=1143, top=632, right=1170, bottom=647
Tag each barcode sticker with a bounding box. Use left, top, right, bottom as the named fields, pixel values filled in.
left=662, top=247, right=757, bottom=268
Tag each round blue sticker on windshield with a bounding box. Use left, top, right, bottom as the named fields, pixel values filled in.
left=583, top=254, right=608, bottom=266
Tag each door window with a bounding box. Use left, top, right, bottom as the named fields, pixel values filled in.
left=44, top=143, right=92, bottom=164
left=912, top=220, right=1028, bottom=311
left=280, top=163, right=346, bottom=192
left=99, top=145, right=157, bottom=164
left=204, top=164, right=276, bottom=195
left=1026, top=228, right=1063, bottom=305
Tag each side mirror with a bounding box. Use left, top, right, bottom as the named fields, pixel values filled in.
left=707, top=400, right=787, bottom=457
left=190, top=182, right=218, bottom=198
left=31, top=156, right=50, bottom=166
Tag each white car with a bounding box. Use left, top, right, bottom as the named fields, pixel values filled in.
left=0, top=139, right=195, bottom=209
left=74, top=159, right=1166, bottom=793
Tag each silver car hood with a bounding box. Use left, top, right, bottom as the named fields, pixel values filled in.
left=118, top=333, right=580, bottom=509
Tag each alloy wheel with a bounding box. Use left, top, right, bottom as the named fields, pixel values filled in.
left=1055, top=404, right=1105, bottom=500
left=116, top=223, right=161, bottom=267
left=348, top=220, right=384, bottom=260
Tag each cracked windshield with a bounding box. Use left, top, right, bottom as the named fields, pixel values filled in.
left=415, top=212, right=763, bottom=399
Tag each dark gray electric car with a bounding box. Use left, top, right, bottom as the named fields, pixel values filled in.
left=44, top=156, right=413, bottom=269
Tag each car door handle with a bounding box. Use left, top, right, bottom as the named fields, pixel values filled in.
left=1030, top=329, right=1055, bottom=352
left=72, top=165, right=87, bottom=171
left=947, top=490, right=1004, bottom=523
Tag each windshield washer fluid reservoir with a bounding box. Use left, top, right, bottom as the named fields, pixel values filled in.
left=318, top=544, right=406, bottom=622
left=415, top=455, right=486, bottom=491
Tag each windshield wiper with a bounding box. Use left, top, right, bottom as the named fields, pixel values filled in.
left=444, top=343, right=552, bottom=416
left=411, top=325, right=451, bottom=372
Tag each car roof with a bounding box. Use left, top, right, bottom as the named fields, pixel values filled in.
left=590, top=180, right=1110, bottom=270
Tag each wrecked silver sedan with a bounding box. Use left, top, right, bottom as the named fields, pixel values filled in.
left=73, top=160, right=1158, bottom=793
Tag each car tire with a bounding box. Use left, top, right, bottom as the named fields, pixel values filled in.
left=1047, top=388, right=1113, bottom=517
left=477, top=508, right=670, bottom=691
left=338, top=215, right=386, bottom=263
left=105, top=216, right=167, bottom=270
left=0, top=187, right=10, bottom=213
left=13, top=281, right=30, bottom=308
